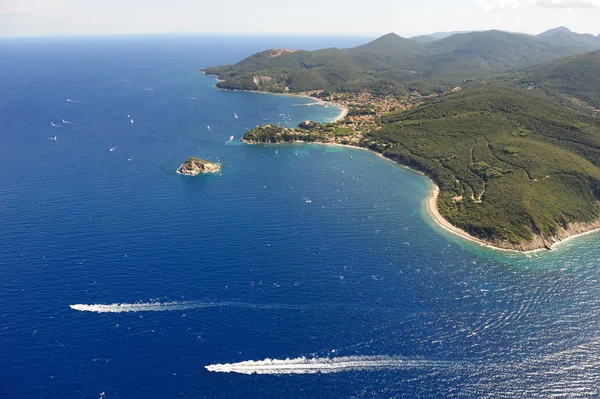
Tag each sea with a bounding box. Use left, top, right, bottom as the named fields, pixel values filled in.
left=1, top=35, right=600, bottom=398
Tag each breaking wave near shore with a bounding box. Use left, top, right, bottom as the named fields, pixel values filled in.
left=69, top=300, right=302, bottom=313
left=205, top=355, right=461, bottom=375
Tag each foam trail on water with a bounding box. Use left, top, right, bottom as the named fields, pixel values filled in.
left=205, top=355, right=458, bottom=375
left=70, top=300, right=302, bottom=313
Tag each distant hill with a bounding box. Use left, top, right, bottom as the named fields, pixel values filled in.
left=503, top=51, right=600, bottom=109
left=409, top=35, right=439, bottom=44
left=410, top=30, right=475, bottom=43
left=429, top=31, right=473, bottom=39
left=203, top=28, right=600, bottom=95
left=423, top=30, right=591, bottom=80
left=537, top=26, right=600, bottom=52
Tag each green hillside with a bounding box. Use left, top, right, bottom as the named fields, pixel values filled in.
left=425, top=30, right=584, bottom=80
left=503, top=51, right=600, bottom=109
left=537, top=26, right=600, bottom=52
left=370, top=86, right=600, bottom=248
left=203, top=30, right=600, bottom=95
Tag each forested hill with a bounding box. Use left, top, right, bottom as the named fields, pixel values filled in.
left=367, top=86, right=600, bottom=249
left=500, top=51, right=600, bottom=110
left=202, top=29, right=600, bottom=95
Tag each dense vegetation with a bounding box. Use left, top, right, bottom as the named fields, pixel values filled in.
left=498, top=51, right=600, bottom=109
left=242, top=121, right=359, bottom=144
left=369, top=87, right=600, bottom=247
left=242, top=123, right=331, bottom=143
left=203, top=29, right=600, bottom=96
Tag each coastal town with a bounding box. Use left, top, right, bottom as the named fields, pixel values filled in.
left=243, top=89, right=445, bottom=145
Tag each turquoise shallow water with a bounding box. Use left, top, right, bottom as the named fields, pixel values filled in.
left=1, top=35, right=600, bottom=398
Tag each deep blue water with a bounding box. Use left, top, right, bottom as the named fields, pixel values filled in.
left=1, top=35, right=600, bottom=398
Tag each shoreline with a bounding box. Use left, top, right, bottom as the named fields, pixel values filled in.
left=424, top=182, right=546, bottom=254
left=305, top=142, right=540, bottom=253
left=202, top=72, right=600, bottom=253
left=250, top=138, right=600, bottom=254
left=202, top=72, right=349, bottom=124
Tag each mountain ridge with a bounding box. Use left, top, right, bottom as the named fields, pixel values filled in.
left=203, top=28, right=600, bottom=95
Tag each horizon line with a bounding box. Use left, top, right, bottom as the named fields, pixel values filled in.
left=1, top=27, right=599, bottom=40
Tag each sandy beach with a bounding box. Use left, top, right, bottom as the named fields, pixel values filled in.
left=201, top=72, right=350, bottom=123
left=203, top=72, right=349, bottom=121
left=302, top=141, right=600, bottom=253
left=331, top=105, right=349, bottom=122
left=423, top=183, right=527, bottom=253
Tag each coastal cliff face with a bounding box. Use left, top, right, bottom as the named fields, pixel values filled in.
left=493, top=218, right=600, bottom=252
left=176, top=157, right=220, bottom=176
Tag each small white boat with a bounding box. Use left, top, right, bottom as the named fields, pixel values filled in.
left=110, top=146, right=117, bottom=152
left=303, top=196, right=312, bottom=203
left=48, top=135, right=57, bottom=141
left=234, top=113, right=238, bottom=119
left=130, top=119, right=134, bottom=124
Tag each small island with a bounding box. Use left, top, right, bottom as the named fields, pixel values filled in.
left=176, top=157, right=220, bottom=176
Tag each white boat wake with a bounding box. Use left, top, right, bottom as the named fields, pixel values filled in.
left=70, top=300, right=302, bottom=313
left=205, top=355, right=459, bottom=375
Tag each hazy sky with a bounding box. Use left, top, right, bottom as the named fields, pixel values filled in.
left=1, top=0, right=599, bottom=38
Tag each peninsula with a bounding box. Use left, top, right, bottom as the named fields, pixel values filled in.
left=204, top=30, right=600, bottom=251
left=177, top=157, right=220, bottom=176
